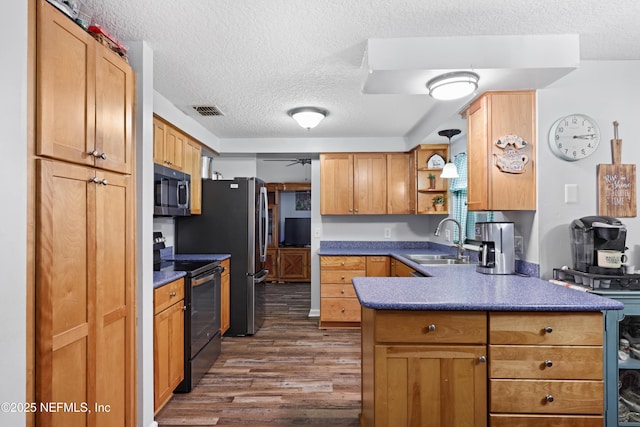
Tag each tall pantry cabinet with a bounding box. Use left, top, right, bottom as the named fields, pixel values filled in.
left=33, top=1, right=136, bottom=426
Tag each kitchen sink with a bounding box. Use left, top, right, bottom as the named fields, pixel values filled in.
left=401, top=254, right=472, bottom=265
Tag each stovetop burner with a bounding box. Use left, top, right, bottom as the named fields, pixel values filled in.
left=554, top=268, right=640, bottom=291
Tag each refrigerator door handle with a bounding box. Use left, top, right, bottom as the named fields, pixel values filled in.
left=259, top=186, right=268, bottom=262
left=253, top=269, right=268, bottom=283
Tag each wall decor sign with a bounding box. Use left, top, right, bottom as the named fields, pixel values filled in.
left=597, top=121, right=637, bottom=217
left=295, top=191, right=311, bottom=211
left=427, top=153, right=445, bottom=169
left=493, top=134, right=530, bottom=174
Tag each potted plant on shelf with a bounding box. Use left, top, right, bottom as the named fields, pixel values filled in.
left=428, top=173, right=436, bottom=189
left=433, top=195, right=445, bottom=212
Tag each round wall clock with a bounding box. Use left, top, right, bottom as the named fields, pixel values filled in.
left=548, top=114, right=600, bottom=161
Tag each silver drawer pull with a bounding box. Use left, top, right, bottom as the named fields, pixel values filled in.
left=544, top=360, right=553, bottom=368
left=478, top=356, right=487, bottom=363
left=341, top=289, right=345, bottom=294
left=341, top=275, right=345, bottom=280
left=545, top=395, right=554, bottom=403
left=544, top=326, right=553, bottom=333
left=169, top=291, right=177, bottom=297
left=341, top=308, right=345, bottom=313
left=427, top=324, right=436, bottom=332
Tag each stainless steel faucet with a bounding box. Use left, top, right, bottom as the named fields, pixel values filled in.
left=434, top=217, right=465, bottom=260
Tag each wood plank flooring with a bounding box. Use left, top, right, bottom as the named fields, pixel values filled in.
left=155, top=283, right=362, bottom=426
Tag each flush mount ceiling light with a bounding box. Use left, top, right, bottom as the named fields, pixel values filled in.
left=288, top=107, right=328, bottom=130
left=427, top=71, right=479, bottom=101
left=438, top=129, right=461, bottom=179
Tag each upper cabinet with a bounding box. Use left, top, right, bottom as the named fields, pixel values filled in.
left=386, top=153, right=415, bottom=215
left=185, top=139, right=202, bottom=215
left=37, top=0, right=134, bottom=174
left=413, top=144, right=449, bottom=214
left=153, top=116, right=186, bottom=171
left=320, top=153, right=387, bottom=215
left=463, top=91, right=536, bottom=211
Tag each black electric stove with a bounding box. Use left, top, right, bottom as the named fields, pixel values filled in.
left=153, top=259, right=220, bottom=276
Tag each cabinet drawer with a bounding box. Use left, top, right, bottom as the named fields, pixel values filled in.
left=321, top=283, right=357, bottom=298
left=375, top=311, right=487, bottom=344
left=320, top=270, right=365, bottom=284
left=320, top=298, right=361, bottom=322
left=320, top=256, right=366, bottom=270
left=154, top=278, right=185, bottom=314
left=490, top=379, right=603, bottom=414
left=489, top=345, right=602, bottom=380
left=489, top=312, right=603, bottom=345
left=490, top=414, right=603, bottom=427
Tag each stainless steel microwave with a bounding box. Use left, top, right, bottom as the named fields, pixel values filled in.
left=154, top=163, right=190, bottom=216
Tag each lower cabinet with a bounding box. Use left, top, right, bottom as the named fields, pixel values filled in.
left=361, top=309, right=488, bottom=427
left=154, top=278, right=185, bottom=413
left=390, top=258, right=416, bottom=277
left=488, top=312, right=604, bottom=425
left=279, top=247, right=311, bottom=282
left=220, top=259, right=231, bottom=335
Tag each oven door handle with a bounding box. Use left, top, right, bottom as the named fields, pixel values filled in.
left=191, top=266, right=223, bottom=287
left=253, top=269, right=268, bottom=284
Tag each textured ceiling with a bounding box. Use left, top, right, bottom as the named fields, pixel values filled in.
left=82, top=0, right=640, bottom=144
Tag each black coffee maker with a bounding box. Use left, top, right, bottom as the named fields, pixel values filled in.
left=570, top=216, right=627, bottom=275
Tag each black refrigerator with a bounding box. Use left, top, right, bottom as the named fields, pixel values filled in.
left=176, top=177, right=268, bottom=336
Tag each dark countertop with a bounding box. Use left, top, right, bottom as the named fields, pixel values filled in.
left=318, top=242, right=622, bottom=312
left=152, top=253, right=231, bottom=288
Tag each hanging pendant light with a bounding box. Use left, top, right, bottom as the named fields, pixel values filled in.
left=438, top=129, right=461, bottom=178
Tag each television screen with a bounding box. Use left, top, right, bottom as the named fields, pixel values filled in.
left=283, top=217, right=311, bottom=247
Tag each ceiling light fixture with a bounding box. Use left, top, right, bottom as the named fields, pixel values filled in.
left=288, top=107, right=327, bottom=130
left=438, top=129, right=461, bottom=179
left=427, top=71, right=479, bottom=101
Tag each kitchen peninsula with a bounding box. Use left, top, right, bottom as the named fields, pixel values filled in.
left=351, top=256, right=623, bottom=427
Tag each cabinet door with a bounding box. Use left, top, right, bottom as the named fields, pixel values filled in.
left=185, top=139, right=202, bottom=214
left=354, top=153, right=387, bottom=214
left=94, top=45, right=134, bottom=174
left=320, top=153, right=353, bottom=214
left=221, top=266, right=230, bottom=334
left=94, top=170, right=135, bottom=426
left=386, top=153, right=414, bottom=214
left=280, top=248, right=310, bottom=281
left=154, top=303, right=171, bottom=412
left=36, top=159, right=92, bottom=427
left=37, top=0, right=96, bottom=168
left=466, top=97, right=489, bottom=211
left=375, top=344, right=487, bottom=427
left=165, top=127, right=186, bottom=171
left=366, top=256, right=390, bottom=277
left=153, top=117, right=166, bottom=165
left=168, top=301, right=185, bottom=391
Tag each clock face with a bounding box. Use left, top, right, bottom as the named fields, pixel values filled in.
left=548, top=114, right=600, bottom=161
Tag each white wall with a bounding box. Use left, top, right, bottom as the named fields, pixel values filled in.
left=257, top=159, right=312, bottom=182
left=212, top=155, right=258, bottom=180
left=537, top=60, right=640, bottom=279
left=0, top=2, right=27, bottom=423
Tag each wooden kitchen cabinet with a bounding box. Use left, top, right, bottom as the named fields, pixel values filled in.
left=390, top=258, right=416, bottom=277
left=279, top=248, right=310, bottom=282
left=220, top=259, right=231, bottom=335
left=488, top=312, right=604, bottom=425
left=266, top=248, right=278, bottom=282
left=154, top=278, right=185, bottom=413
left=153, top=116, right=186, bottom=171
left=386, top=153, right=415, bottom=214
left=463, top=90, right=536, bottom=211
left=185, top=138, right=202, bottom=214
left=37, top=0, right=134, bottom=174
left=414, top=144, right=449, bottom=214
left=320, top=256, right=366, bottom=327
left=35, top=159, right=136, bottom=426
left=320, top=153, right=387, bottom=214
left=361, top=309, right=487, bottom=427
left=366, top=256, right=390, bottom=276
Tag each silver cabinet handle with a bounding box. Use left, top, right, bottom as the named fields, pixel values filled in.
left=544, top=326, right=553, bottom=333
left=545, top=395, right=554, bottom=403
left=341, top=308, right=345, bottom=313
left=544, top=360, right=553, bottom=368
left=100, top=179, right=108, bottom=186
left=169, top=291, right=177, bottom=297
left=341, top=289, right=345, bottom=294
left=427, top=324, right=436, bottom=332
left=478, top=356, right=487, bottom=363
left=89, top=150, right=107, bottom=160
left=89, top=177, right=100, bottom=184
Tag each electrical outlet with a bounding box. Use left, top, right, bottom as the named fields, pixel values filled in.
left=314, top=227, right=321, bottom=238
left=445, top=229, right=451, bottom=242
left=384, top=227, right=391, bottom=239
left=514, top=236, right=524, bottom=255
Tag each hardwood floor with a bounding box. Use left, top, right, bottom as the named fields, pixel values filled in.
left=156, top=282, right=362, bottom=426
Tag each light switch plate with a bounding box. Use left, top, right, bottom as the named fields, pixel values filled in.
left=565, top=184, right=578, bottom=203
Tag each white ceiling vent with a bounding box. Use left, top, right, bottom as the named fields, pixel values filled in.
left=192, top=105, right=224, bottom=117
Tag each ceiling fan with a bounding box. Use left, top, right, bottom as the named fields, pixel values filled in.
left=264, top=158, right=312, bottom=166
